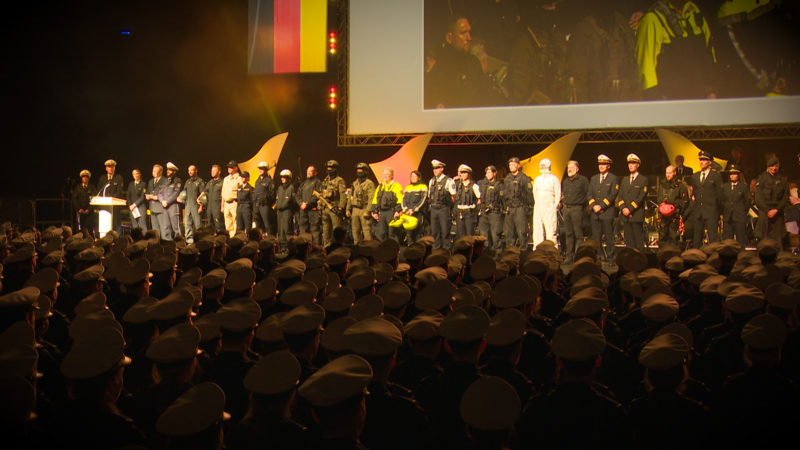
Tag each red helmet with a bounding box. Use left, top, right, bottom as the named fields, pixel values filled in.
left=659, top=202, right=675, bottom=217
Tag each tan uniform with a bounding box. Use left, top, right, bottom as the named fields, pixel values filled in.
left=347, top=178, right=376, bottom=244
left=222, top=173, right=243, bottom=237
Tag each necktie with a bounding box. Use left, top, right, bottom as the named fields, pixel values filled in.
left=601, top=174, right=605, bottom=183
left=701, top=172, right=706, bottom=184
left=630, top=175, right=634, bottom=184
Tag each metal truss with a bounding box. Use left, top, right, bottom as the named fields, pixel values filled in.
left=335, top=2, right=799, bottom=146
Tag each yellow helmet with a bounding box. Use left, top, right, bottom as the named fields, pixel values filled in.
left=389, top=214, right=419, bottom=231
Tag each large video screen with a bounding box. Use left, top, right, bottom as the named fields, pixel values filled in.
left=348, top=0, right=800, bottom=135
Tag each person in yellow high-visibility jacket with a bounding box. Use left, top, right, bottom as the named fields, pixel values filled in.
left=635, top=0, right=716, bottom=100
left=371, top=168, right=404, bottom=242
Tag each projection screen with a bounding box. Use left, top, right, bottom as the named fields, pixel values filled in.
left=347, top=0, right=800, bottom=136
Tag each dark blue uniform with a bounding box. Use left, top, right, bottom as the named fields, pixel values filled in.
left=722, top=180, right=749, bottom=248
left=689, top=169, right=723, bottom=247
left=617, top=172, right=648, bottom=251
left=561, top=173, right=588, bottom=262
left=126, top=179, right=148, bottom=230
left=588, top=172, right=619, bottom=260
left=502, top=171, right=534, bottom=249
left=147, top=176, right=170, bottom=240
left=203, top=177, right=225, bottom=233
left=477, top=178, right=504, bottom=252
left=237, top=181, right=255, bottom=233
left=255, top=172, right=276, bottom=235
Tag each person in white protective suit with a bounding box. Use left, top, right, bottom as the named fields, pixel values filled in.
left=532, top=158, right=561, bottom=247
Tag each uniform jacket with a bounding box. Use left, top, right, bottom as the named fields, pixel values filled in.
left=588, top=172, right=619, bottom=220
left=502, top=171, right=534, bottom=208
left=617, top=172, right=648, bottom=222
left=372, top=180, right=403, bottom=212
left=255, top=174, right=276, bottom=206
left=561, top=174, right=588, bottom=206
left=159, top=176, right=182, bottom=208
left=296, top=177, right=323, bottom=208
left=321, top=175, right=347, bottom=210
left=658, top=177, right=688, bottom=214
left=276, top=182, right=297, bottom=211
left=126, top=180, right=147, bottom=209
left=349, top=178, right=376, bottom=212
left=183, top=176, right=205, bottom=209
left=721, top=181, right=749, bottom=223
left=477, top=178, right=504, bottom=212
left=689, top=169, right=723, bottom=219
left=72, top=183, right=95, bottom=211
left=203, top=177, right=223, bottom=206
left=99, top=173, right=125, bottom=198
left=402, top=182, right=428, bottom=213
left=755, top=171, right=789, bottom=216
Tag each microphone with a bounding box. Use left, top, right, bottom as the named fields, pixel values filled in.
left=99, top=182, right=111, bottom=197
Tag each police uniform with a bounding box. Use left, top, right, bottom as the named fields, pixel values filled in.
left=348, top=163, right=376, bottom=244
left=721, top=165, right=749, bottom=249
left=72, top=170, right=96, bottom=236
left=477, top=167, right=505, bottom=253
left=371, top=178, right=403, bottom=242
left=222, top=160, right=245, bottom=237
left=147, top=172, right=171, bottom=240
left=617, top=154, right=648, bottom=251
left=183, top=172, right=205, bottom=243
left=321, top=160, right=348, bottom=247
left=401, top=174, right=428, bottom=244
left=455, top=165, right=481, bottom=241
left=689, top=152, right=723, bottom=247
left=162, top=162, right=183, bottom=240
left=254, top=161, right=276, bottom=235
left=503, top=157, right=534, bottom=249
left=754, top=158, right=789, bottom=244
left=561, top=170, right=588, bottom=262
left=296, top=172, right=323, bottom=246
left=657, top=173, right=688, bottom=247
left=203, top=174, right=225, bottom=233
left=276, top=169, right=297, bottom=248
left=236, top=172, right=255, bottom=233
left=587, top=155, right=619, bottom=260
left=126, top=176, right=148, bottom=231
left=428, top=160, right=457, bottom=250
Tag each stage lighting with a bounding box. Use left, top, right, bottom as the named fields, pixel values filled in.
left=328, top=31, right=337, bottom=54
left=328, top=86, right=337, bottom=109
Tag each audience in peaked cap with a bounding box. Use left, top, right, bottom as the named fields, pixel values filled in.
left=3, top=218, right=800, bottom=450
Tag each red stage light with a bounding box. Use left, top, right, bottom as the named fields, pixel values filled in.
left=328, top=31, right=337, bottom=54
left=328, top=86, right=337, bottom=109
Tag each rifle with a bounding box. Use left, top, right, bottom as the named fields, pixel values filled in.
left=313, top=190, right=335, bottom=212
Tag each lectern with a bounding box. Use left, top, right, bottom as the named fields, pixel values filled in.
left=89, top=196, right=127, bottom=237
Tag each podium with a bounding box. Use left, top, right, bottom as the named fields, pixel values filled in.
left=89, top=196, right=127, bottom=237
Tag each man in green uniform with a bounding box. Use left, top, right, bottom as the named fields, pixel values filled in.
left=347, top=162, right=376, bottom=245
left=320, top=160, right=347, bottom=247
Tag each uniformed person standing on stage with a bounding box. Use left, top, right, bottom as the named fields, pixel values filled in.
left=222, top=160, right=244, bottom=237
left=560, top=160, right=588, bottom=264
left=296, top=165, right=323, bottom=246
left=428, top=159, right=457, bottom=250
left=347, top=162, right=376, bottom=245
left=657, top=165, right=688, bottom=247
left=72, top=169, right=95, bottom=236
left=236, top=171, right=255, bottom=234
left=588, top=154, right=619, bottom=261
left=478, top=165, right=505, bottom=253
left=203, top=164, right=225, bottom=234
left=163, top=162, right=183, bottom=240
left=721, top=164, right=749, bottom=249
left=127, top=169, right=148, bottom=231
left=101, top=159, right=125, bottom=234
left=689, top=151, right=723, bottom=247
left=503, top=156, right=534, bottom=249
left=371, top=168, right=403, bottom=242
left=401, top=170, right=428, bottom=244
left=454, top=164, right=481, bottom=240
left=254, top=161, right=276, bottom=235
left=755, top=156, right=789, bottom=244
left=146, top=164, right=170, bottom=240
left=275, top=169, right=297, bottom=248
left=183, top=164, right=205, bottom=243
left=320, top=160, right=347, bottom=247
left=617, top=153, right=648, bottom=251
left=100, top=159, right=124, bottom=197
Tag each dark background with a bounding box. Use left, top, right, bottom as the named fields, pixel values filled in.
left=1, top=0, right=798, bottom=223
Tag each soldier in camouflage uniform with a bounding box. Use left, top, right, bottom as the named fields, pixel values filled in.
left=320, top=160, right=348, bottom=247
left=347, top=162, right=376, bottom=244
